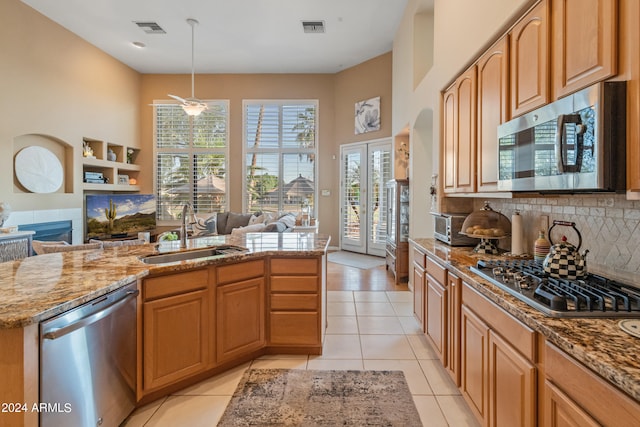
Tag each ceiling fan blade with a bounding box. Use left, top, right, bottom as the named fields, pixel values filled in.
left=168, top=94, right=187, bottom=103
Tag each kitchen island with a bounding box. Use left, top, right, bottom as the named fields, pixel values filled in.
left=0, top=232, right=330, bottom=427
left=411, top=237, right=640, bottom=426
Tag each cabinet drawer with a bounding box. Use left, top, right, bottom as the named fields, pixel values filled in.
left=271, top=276, right=318, bottom=292
left=426, top=256, right=447, bottom=285
left=271, top=294, right=318, bottom=310
left=269, top=312, right=319, bottom=345
left=270, top=257, right=318, bottom=275
left=462, top=282, right=536, bottom=360
left=216, top=260, right=265, bottom=285
left=412, top=247, right=426, bottom=269
left=143, top=269, right=209, bottom=301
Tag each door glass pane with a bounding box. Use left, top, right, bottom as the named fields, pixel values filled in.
left=368, top=147, right=391, bottom=246
left=342, top=151, right=361, bottom=241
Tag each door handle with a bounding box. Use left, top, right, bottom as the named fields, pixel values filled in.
left=555, top=114, right=585, bottom=173
left=42, top=289, right=139, bottom=340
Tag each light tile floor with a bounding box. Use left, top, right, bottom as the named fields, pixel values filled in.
left=123, top=290, right=479, bottom=426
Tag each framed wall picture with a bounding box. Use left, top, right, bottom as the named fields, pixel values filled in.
left=355, top=96, right=380, bottom=134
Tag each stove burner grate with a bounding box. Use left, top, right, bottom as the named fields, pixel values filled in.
left=471, top=259, right=640, bottom=318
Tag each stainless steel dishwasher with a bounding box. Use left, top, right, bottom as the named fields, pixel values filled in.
left=40, top=282, right=139, bottom=427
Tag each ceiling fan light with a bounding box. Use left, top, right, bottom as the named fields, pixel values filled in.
left=182, top=104, right=207, bottom=116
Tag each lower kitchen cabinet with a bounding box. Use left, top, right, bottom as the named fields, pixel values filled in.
left=461, top=281, right=537, bottom=427
left=543, top=342, right=640, bottom=427
left=447, top=271, right=462, bottom=386
left=411, top=245, right=426, bottom=329
left=216, top=260, right=265, bottom=364
left=138, top=255, right=326, bottom=402
left=425, top=255, right=448, bottom=365
left=269, top=257, right=321, bottom=350
left=461, top=304, right=490, bottom=423
left=544, top=380, right=600, bottom=427
left=489, top=330, right=536, bottom=427
left=142, top=269, right=210, bottom=391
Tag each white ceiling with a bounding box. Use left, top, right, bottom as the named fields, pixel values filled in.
left=21, top=0, right=409, bottom=74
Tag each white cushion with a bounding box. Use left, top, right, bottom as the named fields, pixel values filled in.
left=230, top=223, right=266, bottom=236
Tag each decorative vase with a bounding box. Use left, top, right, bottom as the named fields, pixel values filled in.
left=534, top=230, right=551, bottom=263
left=107, top=149, right=116, bottom=162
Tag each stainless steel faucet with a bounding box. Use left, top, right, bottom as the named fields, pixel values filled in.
left=180, top=202, right=194, bottom=248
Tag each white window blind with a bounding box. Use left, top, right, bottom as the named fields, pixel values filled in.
left=243, top=101, right=317, bottom=214
left=368, top=147, right=391, bottom=245
left=154, top=101, right=229, bottom=221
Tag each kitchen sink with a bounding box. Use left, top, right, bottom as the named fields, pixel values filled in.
left=139, top=245, right=248, bottom=264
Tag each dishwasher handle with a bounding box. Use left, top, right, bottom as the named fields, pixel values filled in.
left=42, top=289, right=139, bottom=340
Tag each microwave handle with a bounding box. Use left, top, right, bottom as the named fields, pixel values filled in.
left=555, top=114, right=586, bottom=173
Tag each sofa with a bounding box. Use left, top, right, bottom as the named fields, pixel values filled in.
left=192, top=211, right=298, bottom=236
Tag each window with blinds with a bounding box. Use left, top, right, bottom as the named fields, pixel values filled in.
left=154, top=101, right=229, bottom=221
left=243, top=100, right=317, bottom=214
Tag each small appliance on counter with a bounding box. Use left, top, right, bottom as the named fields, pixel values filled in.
left=459, top=202, right=511, bottom=254
left=432, top=212, right=479, bottom=246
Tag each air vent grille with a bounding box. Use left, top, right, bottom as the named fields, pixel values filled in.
left=134, top=21, right=166, bottom=34
left=302, top=21, right=325, bottom=34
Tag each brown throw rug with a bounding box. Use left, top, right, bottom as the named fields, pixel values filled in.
left=217, top=369, right=422, bottom=426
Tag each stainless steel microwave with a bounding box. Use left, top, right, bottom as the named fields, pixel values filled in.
left=432, top=213, right=479, bottom=246
left=497, top=81, right=626, bottom=192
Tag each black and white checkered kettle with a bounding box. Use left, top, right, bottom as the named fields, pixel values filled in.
left=542, top=221, right=589, bottom=280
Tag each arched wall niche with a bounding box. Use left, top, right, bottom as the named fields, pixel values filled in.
left=13, top=134, right=74, bottom=194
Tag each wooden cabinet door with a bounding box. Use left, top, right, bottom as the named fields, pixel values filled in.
left=544, top=380, right=600, bottom=427
left=443, top=66, right=477, bottom=193
left=477, top=36, right=509, bottom=192
left=143, top=289, right=209, bottom=391
left=442, top=86, right=457, bottom=193
left=447, top=272, right=462, bottom=386
left=426, top=273, right=447, bottom=365
left=488, top=331, right=536, bottom=427
left=552, top=0, right=617, bottom=98
left=412, top=261, right=425, bottom=330
left=461, top=304, right=490, bottom=425
left=216, top=278, right=265, bottom=363
left=456, top=67, right=477, bottom=193
left=510, top=0, right=549, bottom=117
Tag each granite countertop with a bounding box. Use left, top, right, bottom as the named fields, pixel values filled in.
left=410, top=237, right=640, bottom=403
left=0, top=232, right=330, bottom=330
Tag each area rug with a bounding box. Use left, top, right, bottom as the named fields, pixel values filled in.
left=327, top=250, right=386, bottom=269
left=217, top=369, right=422, bottom=426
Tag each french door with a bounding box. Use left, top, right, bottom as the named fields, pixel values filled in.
left=339, top=139, right=392, bottom=256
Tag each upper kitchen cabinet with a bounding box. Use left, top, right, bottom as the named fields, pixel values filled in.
left=477, top=36, right=510, bottom=192
left=510, top=0, right=550, bottom=117
left=443, top=66, right=477, bottom=194
left=552, top=0, right=617, bottom=99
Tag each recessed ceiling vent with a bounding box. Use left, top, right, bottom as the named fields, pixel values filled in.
left=134, top=21, right=166, bottom=34
left=302, top=21, right=325, bottom=34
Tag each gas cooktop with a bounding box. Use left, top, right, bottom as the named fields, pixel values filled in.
left=470, top=259, right=640, bottom=318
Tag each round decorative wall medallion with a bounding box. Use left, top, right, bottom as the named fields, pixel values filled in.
left=14, top=146, right=64, bottom=193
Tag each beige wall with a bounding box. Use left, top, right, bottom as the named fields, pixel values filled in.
left=1, top=0, right=392, bottom=243
left=0, top=0, right=140, bottom=213
left=141, top=53, right=392, bottom=243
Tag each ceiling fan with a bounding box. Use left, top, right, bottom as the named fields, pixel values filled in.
left=168, top=18, right=208, bottom=116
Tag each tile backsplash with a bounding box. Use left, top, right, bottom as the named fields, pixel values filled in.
left=473, top=195, right=640, bottom=284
